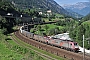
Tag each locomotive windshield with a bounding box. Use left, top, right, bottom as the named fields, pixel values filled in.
left=74, top=43, right=78, bottom=46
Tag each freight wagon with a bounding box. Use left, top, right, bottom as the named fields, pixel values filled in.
left=20, top=26, right=79, bottom=52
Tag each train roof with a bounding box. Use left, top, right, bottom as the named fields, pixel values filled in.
left=51, top=37, right=73, bottom=41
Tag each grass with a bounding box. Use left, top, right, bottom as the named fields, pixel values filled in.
left=0, top=37, right=23, bottom=60
left=42, top=18, right=50, bottom=22
left=0, top=29, right=46, bottom=60
left=44, top=24, right=64, bottom=30
left=0, top=33, right=23, bottom=60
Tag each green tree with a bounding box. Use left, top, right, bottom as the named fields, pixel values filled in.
left=0, top=15, right=14, bottom=34
left=54, top=27, right=60, bottom=35
left=44, top=25, right=49, bottom=34
left=0, top=16, right=7, bottom=29
left=48, top=28, right=55, bottom=35
left=37, top=25, right=41, bottom=35
left=37, top=25, right=41, bottom=31
left=76, top=25, right=85, bottom=41
left=1, top=27, right=7, bottom=35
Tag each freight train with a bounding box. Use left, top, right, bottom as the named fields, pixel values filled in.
left=20, top=26, right=79, bottom=52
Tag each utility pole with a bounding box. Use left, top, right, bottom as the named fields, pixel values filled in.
left=83, top=35, right=85, bottom=60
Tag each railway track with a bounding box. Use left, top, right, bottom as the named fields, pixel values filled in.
left=15, top=30, right=90, bottom=60
left=13, top=31, right=58, bottom=60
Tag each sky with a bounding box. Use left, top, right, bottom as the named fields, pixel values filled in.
left=54, top=0, right=89, bottom=6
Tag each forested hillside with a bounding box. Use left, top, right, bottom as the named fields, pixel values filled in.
left=0, top=0, right=20, bottom=17
left=8, top=0, right=67, bottom=14
left=82, top=13, right=90, bottom=22
left=69, top=15, right=90, bottom=49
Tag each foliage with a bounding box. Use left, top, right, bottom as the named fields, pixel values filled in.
left=0, top=15, right=14, bottom=34
left=48, top=27, right=60, bottom=35
left=44, top=25, right=49, bottom=33
left=22, top=9, right=41, bottom=17
left=56, top=19, right=77, bottom=32
left=30, top=24, right=65, bottom=36
left=0, top=1, right=20, bottom=34
left=82, top=13, right=90, bottom=22
left=69, top=21, right=90, bottom=49
left=0, top=16, right=8, bottom=34
left=0, top=0, right=15, bottom=12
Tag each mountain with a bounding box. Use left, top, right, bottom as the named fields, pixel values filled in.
left=8, top=0, right=67, bottom=14
left=63, top=2, right=90, bottom=16
left=65, top=9, right=83, bottom=18
left=6, top=0, right=82, bottom=18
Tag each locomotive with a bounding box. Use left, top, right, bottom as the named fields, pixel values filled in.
left=20, top=26, right=79, bottom=52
